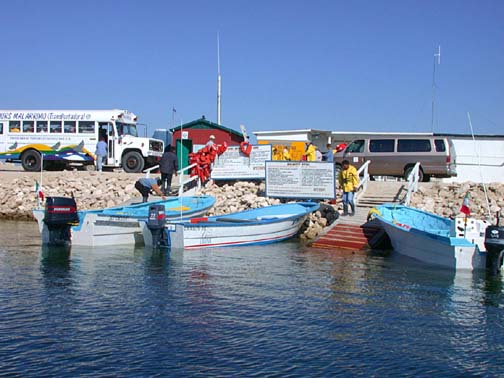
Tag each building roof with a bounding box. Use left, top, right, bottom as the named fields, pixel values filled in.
left=170, top=118, right=243, bottom=138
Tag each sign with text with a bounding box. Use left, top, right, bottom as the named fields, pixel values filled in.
left=211, top=145, right=272, bottom=180
left=265, top=161, right=335, bottom=199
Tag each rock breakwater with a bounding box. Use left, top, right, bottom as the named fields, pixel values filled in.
left=410, top=182, right=504, bottom=219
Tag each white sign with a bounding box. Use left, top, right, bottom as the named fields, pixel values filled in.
left=211, top=145, right=272, bottom=180
left=181, top=131, right=189, bottom=139
left=265, top=161, right=335, bottom=199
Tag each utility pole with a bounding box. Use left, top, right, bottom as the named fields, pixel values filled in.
left=217, top=32, right=222, bottom=125
left=431, top=45, right=441, bottom=132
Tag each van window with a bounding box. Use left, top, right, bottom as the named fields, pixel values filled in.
left=9, top=121, right=21, bottom=132
left=23, top=121, right=35, bottom=133
left=369, top=139, right=394, bottom=153
left=37, top=121, right=48, bottom=133
left=397, top=139, right=431, bottom=152
left=50, top=121, right=62, bottom=133
left=434, top=139, right=446, bottom=152
left=346, top=140, right=365, bottom=153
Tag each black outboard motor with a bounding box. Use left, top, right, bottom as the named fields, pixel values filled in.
left=147, top=204, right=169, bottom=248
left=485, top=225, right=504, bottom=275
left=43, top=197, right=79, bottom=245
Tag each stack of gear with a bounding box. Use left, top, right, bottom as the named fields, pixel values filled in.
left=188, top=142, right=228, bottom=183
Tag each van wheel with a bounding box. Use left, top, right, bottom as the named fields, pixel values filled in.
left=122, top=151, right=145, bottom=173
left=404, top=166, right=424, bottom=182
left=21, top=150, right=42, bottom=172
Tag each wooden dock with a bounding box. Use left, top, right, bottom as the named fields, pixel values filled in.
left=310, top=181, right=404, bottom=250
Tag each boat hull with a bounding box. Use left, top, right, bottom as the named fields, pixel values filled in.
left=374, top=204, right=487, bottom=271
left=33, top=196, right=215, bottom=247
left=142, top=202, right=319, bottom=249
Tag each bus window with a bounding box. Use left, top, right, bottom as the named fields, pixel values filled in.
left=37, top=121, right=48, bottom=133
left=0, top=122, right=3, bottom=134
left=9, top=121, right=21, bottom=132
left=64, top=121, right=76, bottom=133
left=79, top=121, right=95, bottom=134
left=23, top=121, right=35, bottom=133
left=50, top=121, right=62, bottom=133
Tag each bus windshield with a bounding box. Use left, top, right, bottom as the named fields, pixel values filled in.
left=117, top=122, right=138, bottom=137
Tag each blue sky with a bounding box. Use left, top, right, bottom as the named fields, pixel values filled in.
left=1, top=0, right=502, bottom=137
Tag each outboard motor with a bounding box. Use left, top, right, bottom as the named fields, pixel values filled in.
left=485, top=225, right=504, bottom=275
left=43, top=197, right=79, bottom=245
left=146, top=204, right=169, bottom=248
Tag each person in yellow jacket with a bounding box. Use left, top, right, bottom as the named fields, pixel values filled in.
left=282, top=147, right=291, bottom=161
left=303, top=142, right=316, bottom=161
left=338, top=160, right=360, bottom=215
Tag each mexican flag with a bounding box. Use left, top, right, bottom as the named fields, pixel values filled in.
left=35, top=181, right=44, bottom=202
left=459, top=192, right=470, bottom=216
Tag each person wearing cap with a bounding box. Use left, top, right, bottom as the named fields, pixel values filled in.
left=134, top=177, right=166, bottom=203
left=206, top=134, right=216, bottom=147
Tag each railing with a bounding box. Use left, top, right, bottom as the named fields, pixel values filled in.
left=142, top=163, right=201, bottom=196
left=143, top=165, right=159, bottom=178
left=177, top=163, right=200, bottom=196
left=355, top=160, right=371, bottom=202
left=403, top=162, right=421, bottom=206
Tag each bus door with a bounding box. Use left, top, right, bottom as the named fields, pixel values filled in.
left=98, top=122, right=115, bottom=165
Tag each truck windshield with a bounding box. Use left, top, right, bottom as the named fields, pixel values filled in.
left=117, top=122, right=138, bottom=137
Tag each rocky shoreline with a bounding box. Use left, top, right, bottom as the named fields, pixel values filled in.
left=409, top=182, right=504, bottom=220
left=0, top=167, right=502, bottom=240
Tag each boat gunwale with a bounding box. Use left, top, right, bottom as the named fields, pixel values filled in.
left=168, top=202, right=320, bottom=228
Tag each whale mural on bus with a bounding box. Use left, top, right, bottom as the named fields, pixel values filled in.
left=0, top=141, right=95, bottom=170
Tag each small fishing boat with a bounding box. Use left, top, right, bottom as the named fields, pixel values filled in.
left=142, top=202, right=320, bottom=249
left=33, top=195, right=215, bottom=246
left=372, top=204, right=489, bottom=270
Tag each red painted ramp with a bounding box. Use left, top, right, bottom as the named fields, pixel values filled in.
left=311, top=223, right=381, bottom=250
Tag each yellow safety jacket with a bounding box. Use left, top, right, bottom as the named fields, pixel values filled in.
left=282, top=149, right=291, bottom=161
left=338, top=165, right=359, bottom=192
left=304, top=144, right=316, bottom=161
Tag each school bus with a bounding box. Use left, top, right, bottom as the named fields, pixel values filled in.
left=0, top=109, right=163, bottom=172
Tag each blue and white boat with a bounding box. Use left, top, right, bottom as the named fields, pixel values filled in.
left=373, top=204, right=489, bottom=270
left=33, top=196, right=215, bottom=247
left=142, top=202, right=320, bottom=249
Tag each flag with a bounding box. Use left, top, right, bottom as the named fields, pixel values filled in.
left=460, top=192, right=470, bottom=216
left=35, top=181, right=44, bottom=202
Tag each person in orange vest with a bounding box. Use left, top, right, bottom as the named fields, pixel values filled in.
left=338, top=159, right=359, bottom=216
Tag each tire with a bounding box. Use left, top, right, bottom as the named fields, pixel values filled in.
left=21, top=150, right=42, bottom=172
left=122, top=151, right=145, bottom=173
left=84, top=164, right=96, bottom=172
left=404, top=166, right=424, bottom=182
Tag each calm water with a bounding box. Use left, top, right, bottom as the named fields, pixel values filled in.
left=0, top=221, right=503, bottom=377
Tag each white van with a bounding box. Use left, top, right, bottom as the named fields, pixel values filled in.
left=334, top=136, right=457, bottom=181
